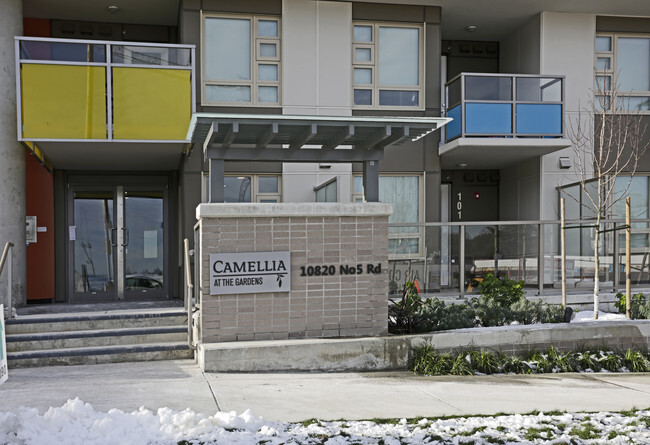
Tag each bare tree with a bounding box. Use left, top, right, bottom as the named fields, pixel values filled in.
left=566, top=76, right=648, bottom=319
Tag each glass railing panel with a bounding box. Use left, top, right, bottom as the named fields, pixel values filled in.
left=516, top=77, right=562, bottom=102
left=465, top=103, right=512, bottom=134
left=20, top=40, right=106, bottom=62
left=111, top=45, right=192, bottom=67
left=447, top=77, right=461, bottom=107
left=424, top=225, right=461, bottom=293
left=495, top=225, right=539, bottom=284
left=446, top=105, right=462, bottom=140
left=21, top=64, right=107, bottom=139
left=515, top=104, right=562, bottom=135
left=112, top=67, right=191, bottom=140
left=465, top=76, right=512, bottom=101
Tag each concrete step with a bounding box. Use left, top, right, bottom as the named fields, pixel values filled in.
left=7, top=342, right=193, bottom=368
left=5, top=326, right=187, bottom=352
left=5, top=311, right=187, bottom=334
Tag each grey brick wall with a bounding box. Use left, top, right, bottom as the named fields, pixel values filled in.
left=197, top=203, right=391, bottom=343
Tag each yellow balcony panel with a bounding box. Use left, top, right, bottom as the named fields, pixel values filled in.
left=113, top=67, right=191, bottom=140
left=21, top=64, right=106, bottom=139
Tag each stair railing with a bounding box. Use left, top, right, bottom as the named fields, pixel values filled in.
left=183, top=238, right=195, bottom=349
left=0, top=242, right=14, bottom=319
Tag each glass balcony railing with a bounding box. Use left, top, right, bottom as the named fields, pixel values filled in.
left=15, top=37, right=195, bottom=142
left=387, top=219, right=650, bottom=297
left=445, top=73, right=564, bottom=142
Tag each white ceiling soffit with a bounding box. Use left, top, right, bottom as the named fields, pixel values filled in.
left=438, top=138, right=572, bottom=170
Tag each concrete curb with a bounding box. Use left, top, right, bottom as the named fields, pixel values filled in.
left=199, top=320, right=650, bottom=372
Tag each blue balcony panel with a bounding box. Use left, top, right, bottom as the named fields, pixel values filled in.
left=465, top=103, right=512, bottom=135
left=447, top=105, right=461, bottom=140
left=516, top=104, right=562, bottom=135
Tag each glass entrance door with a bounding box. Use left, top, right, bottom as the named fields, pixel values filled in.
left=70, top=184, right=168, bottom=302
left=72, top=191, right=116, bottom=298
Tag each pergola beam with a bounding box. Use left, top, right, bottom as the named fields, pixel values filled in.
left=222, top=122, right=239, bottom=149
left=322, top=124, right=354, bottom=151
left=256, top=122, right=279, bottom=149
left=290, top=123, right=317, bottom=149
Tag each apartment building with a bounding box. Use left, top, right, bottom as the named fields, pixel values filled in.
left=0, top=0, right=649, bottom=309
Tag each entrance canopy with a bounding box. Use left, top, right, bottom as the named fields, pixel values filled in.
left=187, top=113, right=450, bottom=202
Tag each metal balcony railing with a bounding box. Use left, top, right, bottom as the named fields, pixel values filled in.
left=445, top=73, right=565, bottom=142
left=15, top=36, right=195, bottom=142
left=387, top=218, right=650, bottom=298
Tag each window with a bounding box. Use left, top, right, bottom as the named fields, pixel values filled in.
left=203, top=175, right=281, bottom=202
left=203, top=14, right=281, bottom=106
left=354, top=175, right=423, bottom=257
left=352, top=22, right=423, bottom=109
left=595, top=33, right=650, bottom=112
left=315, top=177, right=339, bottom=202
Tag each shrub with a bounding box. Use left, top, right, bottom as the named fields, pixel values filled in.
left=478, top=272, right=525, bottom=307
left=615, top=292, right=650, bottom=319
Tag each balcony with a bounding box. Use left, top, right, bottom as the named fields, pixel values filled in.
left=16, top=37, right=195, bottom=143
left=439, top=73, right=571, bottom=169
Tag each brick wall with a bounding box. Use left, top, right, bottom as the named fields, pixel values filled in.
left=197, top=203, right=392, bottom=343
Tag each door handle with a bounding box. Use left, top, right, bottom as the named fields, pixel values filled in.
left=122, top=227, right=129, bottom=246
left=111, top=228, right=117, bottom=247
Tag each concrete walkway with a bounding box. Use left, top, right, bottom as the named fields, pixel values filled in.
left=1, top=360, right=649, bottom=421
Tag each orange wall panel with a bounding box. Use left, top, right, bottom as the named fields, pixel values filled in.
left=25, top=149, right=55, bottom=301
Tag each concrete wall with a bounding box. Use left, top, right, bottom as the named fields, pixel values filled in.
left=199, top=320, right=650, bottom=372
left=0, top=0, right=26, bottom=310
left=197, top=203, right=391, bottom=344
left=539, top=12, right=596, bottom=220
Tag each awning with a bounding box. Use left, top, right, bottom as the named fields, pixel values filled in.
left=187, top=112, right=450, bottom=203
left=188, top=113, right=451, bottom=162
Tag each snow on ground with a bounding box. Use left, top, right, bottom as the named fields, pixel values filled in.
left=0, top=398, right=649, bottom=445
left=571, top=311, right=628, bottom=322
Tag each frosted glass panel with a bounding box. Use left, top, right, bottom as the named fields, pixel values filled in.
left=378, top=27, right=419, bottom=86
left=258, top=86, right=278, bottom=103
left=596, top=36, right=611, bottom=52
left=354, top=68, right=372, bottom=85
left=258, top=64, right=278, bottom=81
left=379, top=176, right=419, bottom=233
left=205, top=85, right=251, bottom=102
left=618, top=38, right=650, bottom=91
left=258, top=20, right=278, bottom=37
left=354, top=26, right=372, bottom=42
left=596, top=57, right=610, bottom=71
left=260, top=43, right=277, bottom=58
left=205, top=18, right=251, bottom=81
left=355, top=47, right=371, bottom=62
left=258, top=177, right=278, bottom=193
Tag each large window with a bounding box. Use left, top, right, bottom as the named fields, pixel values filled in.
left=203, top=14, right=281, bottom=106
left=352, top=22, right=423, bottom=109
left=595, top=34, right=650, bottom=112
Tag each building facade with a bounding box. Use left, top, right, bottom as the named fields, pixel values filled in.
left=1, top=0, right=649, bottom=309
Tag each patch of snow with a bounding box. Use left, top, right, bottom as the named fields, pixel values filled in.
left=1, top=399, right=649, bottom=445
left=571, top=310, right=628, bottom=322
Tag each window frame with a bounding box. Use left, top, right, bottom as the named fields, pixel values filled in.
left=352, top=21, right=425, bottom=110
left=201, top=13, right=281, bottom=107
left=595, top=32, right=650, bottom=114
left=202, top=174, right=282, bottom=203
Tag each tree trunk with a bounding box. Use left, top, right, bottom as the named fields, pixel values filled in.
left=593, top=215, right=600, bottom=320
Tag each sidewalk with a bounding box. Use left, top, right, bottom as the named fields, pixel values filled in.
left=1, top=360, right=649, bottom=421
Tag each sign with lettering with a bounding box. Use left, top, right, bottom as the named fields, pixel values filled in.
left=210, top=251, right=291, bottom=295
left=0, top=305, right=7, bottom=385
